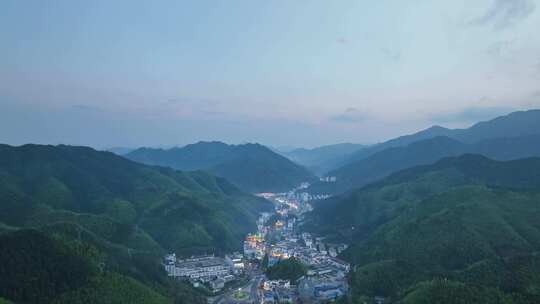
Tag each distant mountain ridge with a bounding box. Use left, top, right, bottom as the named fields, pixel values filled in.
left=279, top=143, right=366, bottom=175
left=310, top=133, right=540, bottom=194
left=344, top=109, right=540, bottom=164
left=452, top=109, right=540, bottom=143
left=105, top=147, right=135, bottom=155
left=125, top=141, right=316, bottom=193
left=308, top=109, right=540, bottom=194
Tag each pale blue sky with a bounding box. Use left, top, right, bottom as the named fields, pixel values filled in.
left=1, top=0, right=539, bottom=148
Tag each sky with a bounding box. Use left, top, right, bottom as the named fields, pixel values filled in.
left=1, top=0, right=539, bottom=149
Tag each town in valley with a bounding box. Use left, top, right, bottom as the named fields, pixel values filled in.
left=163, top=181, right=349, bottom=303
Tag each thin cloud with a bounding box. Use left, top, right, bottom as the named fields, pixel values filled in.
left=330, top=107, right=369, bottom=123
left=200, top=110, right=225, bottom=116
left=381, top=47, right=401, bottom=62
left=162, top=97, right=220, bottom=107
left=470, top=0, right=535, bottom=30
left=71, top=105, right=104, bottom=113
left=157, top=97, right=224, bottom=118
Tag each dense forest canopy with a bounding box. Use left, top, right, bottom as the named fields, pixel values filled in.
left=0, top=144, right=271, bottom=303
left=306, top=155, right=540, bottom=303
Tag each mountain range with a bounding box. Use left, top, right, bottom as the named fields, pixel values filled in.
left=3, top=108, right=540, bottom=304
left=106, top=147, right=135, bottom=155
left=125, top=141, right=316, bottom=193
left=307, top=109, right=540, bottom=194
left=309, top=134, right=540, bottom=194
left=278, top=143, right=366, bottom=175
left=342, top=109, right=540, bottom=165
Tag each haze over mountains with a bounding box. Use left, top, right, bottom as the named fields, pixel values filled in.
left=277, top=143, right=366, bottom=175
left=2, top=108, right=540, bottom=304
left=125, top=141, right=316, bottom=193
left=113, top=109, right=540, bottom=197
left=107, top=147, right=135, bottom=155
left=344, top=109, right=540, bottom=163
left=3, top=0, right=540, bottom=302
left=307, top=109, right=540, bottom=194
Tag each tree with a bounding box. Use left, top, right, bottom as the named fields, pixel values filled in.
left=266, top=258, right=307, bottom=282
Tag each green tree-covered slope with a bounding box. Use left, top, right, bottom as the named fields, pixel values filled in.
left=0, top=229, right=205, bottom=304
left=0, top=143, right=271, bottom=255
left=306, top=155, right=540, bottom=303
left=0, top=143, right=272, bottom=303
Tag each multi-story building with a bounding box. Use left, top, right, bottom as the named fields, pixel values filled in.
left=263, top=279, right=290, bottom=291
left=244, top=233, right=266, bottom=260
left=165, top=255, right=232, bottom=281
left=164, top=253, right=176, bottom=265
left=225, top=253, right=245, bottom=274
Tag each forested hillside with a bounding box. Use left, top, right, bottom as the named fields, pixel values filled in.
left=306, top=155, right=540, bottom=303
left=0, top=144, right=272, bottom=303
left=0, top=229, right=206, bottom=304
left=0, top=144, right=271, bottom=254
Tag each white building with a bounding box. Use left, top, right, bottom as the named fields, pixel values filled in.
left=165, top=255, right=232, bottom=281
left=164, top=253, right=176, bottom=265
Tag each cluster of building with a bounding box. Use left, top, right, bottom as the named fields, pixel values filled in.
left=260, top=280, right=294, bottom=303
left=299, top=280, right=346, bottom=303
left=297, top=251, right=350, bottom=302
left=261, top=240, right=350, bottom=303
left=286, top=191, right=330, bottom=205
left=163, top=253, right=244, bottom=292
left=163, top=182, right=350, bottom=302
left=248, top=191, right=350, bottom=303
left=301, top=233, right=349, bottom=257
left=244, top=233, right=266, bottom=260
left=279, top=236, right=349, bottom=303
left=258, top=185, right=329, bottom=215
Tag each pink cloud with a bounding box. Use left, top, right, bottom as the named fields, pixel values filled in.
left=337, top=37, right=350, bottom=45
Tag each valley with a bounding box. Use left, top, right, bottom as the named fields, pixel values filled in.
left=4, top=2, right=540, bottom=303
left=164, top=182, right=350, bottom=304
